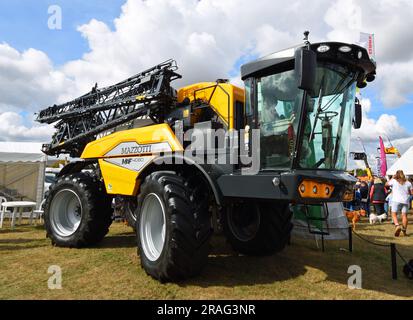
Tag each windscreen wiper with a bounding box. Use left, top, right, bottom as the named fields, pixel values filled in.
left=308, top=84, right=324, bottom=142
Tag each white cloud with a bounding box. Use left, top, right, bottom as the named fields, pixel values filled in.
left=322, top=0, right=413, bottom=107
left=58, top=0, right=336, bottom=92
left=324, top=0, right=362, bottom=43
left=353, top=113, right=408, bottom=143
left=392, top=136, right=413, bottom=154
left=1, top=0, right=413, bottom=143
left=378, top=62, right=413, bottom=107
left=349, top=97, right=412, bottom=170
left=0, top=43, right=74, bottom=113
left=352, top=98, right=410, bottom=144
left=0, top=112, right=54, bottom=142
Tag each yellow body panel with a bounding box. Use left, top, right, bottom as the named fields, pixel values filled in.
left=81, top=124, right=183, bottom=195
left=98, top=159, right=141, bottom=195
left=177, top=82, right=245, bottom=129
left=81, top=123, right=183, bottom=159
left=80, top=83, right=245, bottom=196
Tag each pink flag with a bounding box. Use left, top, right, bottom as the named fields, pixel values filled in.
left=379, top=136, right=387, bottom=177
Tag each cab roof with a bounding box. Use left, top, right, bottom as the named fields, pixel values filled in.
left=241, top=42, right=376, bottom=81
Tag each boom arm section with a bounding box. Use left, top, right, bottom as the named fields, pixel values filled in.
left=351, top=152, right=373, bottom=179
left=36, top=60, right=182, bottom=157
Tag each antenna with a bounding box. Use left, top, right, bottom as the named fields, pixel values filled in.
left=303, top=31, right=310, bottom=45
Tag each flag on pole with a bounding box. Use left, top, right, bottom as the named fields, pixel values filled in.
left=375, top=156, right=381, bottom=177
left=379, top=136, right=387, bottom=177
left=358, top=32, right=376, bottom=61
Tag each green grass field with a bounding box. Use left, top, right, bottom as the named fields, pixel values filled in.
left=0, top=216, right=412, bottom=300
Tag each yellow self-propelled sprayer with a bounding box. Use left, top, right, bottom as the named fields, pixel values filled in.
left=36, top=33, right=376, bottom=282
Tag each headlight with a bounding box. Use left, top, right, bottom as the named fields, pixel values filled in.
left=317, top=45, right=330, bottom=53
left=339, top=46, right=352, bottom=53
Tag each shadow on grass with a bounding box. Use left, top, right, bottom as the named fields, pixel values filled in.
left=97, top=234, right=137, bottom=249
left=0, top=228, right=30, bottom=234
left=177, top=233, right=413, bottom=298
left=0, top=238, right=39, bottom=244
left=0, top=244, right=49, bottom=251
left=0, top=236, right=48, bottom=251
left=0, top=224, right=45, bottom=234
left=2, top=220, right=411, bottom=298
left=88, top=223, right=413, bottom=298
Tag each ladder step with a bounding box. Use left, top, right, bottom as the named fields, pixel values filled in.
left=305, top=216, right=329, bottom=222
left=300, top=203, right=331, bottom=236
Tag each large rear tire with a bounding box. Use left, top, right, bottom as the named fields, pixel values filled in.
left=223, top=201, right=293, bottom=256
left=44, top=173, right=113, bottom=248
left=136, top=171, right=212, bottom=282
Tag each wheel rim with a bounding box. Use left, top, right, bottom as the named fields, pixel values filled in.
left=50, top=189, right=82, bottom=237
left=227, top=203, right=261, bottom=242
left=139, top=193, right=166, bottom=262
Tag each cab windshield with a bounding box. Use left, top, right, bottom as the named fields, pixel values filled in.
left=255, top=62, right=358, bottom=171
left=299, top=62, right=358, bottom=170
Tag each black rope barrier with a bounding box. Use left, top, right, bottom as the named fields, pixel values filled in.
left=395, top=248, right=413, bottom=275
left=351, top=229, right=391, bottom=247
left=293, top=223, right=412, bottom=280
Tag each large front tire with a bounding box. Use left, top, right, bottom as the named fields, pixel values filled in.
left=44, top=173, right=113, bottom=248
left=223, top=201, right=293, bottom=256
left=136, top=171, right=212, bottom=282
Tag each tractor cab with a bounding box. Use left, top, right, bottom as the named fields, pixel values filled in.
left=242, top=41, right=375, bottom=172
left=218, top=39, right=376, bottom=204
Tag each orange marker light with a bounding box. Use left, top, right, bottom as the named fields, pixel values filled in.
left=298, top=180, right=335, bottom=199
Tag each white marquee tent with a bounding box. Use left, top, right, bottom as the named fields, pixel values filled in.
left=387, top=146, right=413, bottom=176
left=0, top=142, right=46, bottom=206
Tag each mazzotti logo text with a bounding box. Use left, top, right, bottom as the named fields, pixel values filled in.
left=105, top=142, right=172, bottom=157
left=121, top=145, right=152, bottom=155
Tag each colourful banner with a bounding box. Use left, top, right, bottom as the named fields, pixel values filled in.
left=379, top=136, right=387, bottom=177
left=359, top=32, right=376, bottom=60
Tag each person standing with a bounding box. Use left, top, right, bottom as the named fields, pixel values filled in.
left=409, top=177, right=413, bottom=210
left=359, top=181, right=370, bottom=216
left=386, top=170, right=413, bottom=237
left=370, top=178, right=388, bottom=218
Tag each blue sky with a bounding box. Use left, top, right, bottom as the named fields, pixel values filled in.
left=360, top=86, right=412, bottom=136
left=0, top=0, right=125, bottom=65
left=0, top=0, right=412, bottom=142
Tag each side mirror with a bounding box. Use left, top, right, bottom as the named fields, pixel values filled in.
left=353, top=98, right=362, bottom=129
left=295, top=47, right=316, bottom=91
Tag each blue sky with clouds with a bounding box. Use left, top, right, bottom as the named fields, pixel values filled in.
left=361, top=86, right=412, bottom=136
left=0, top=0, right=124, bottom=65
left=1, top=0, right=410, bottom=131
left=0, top=0, right=412, bottom=158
